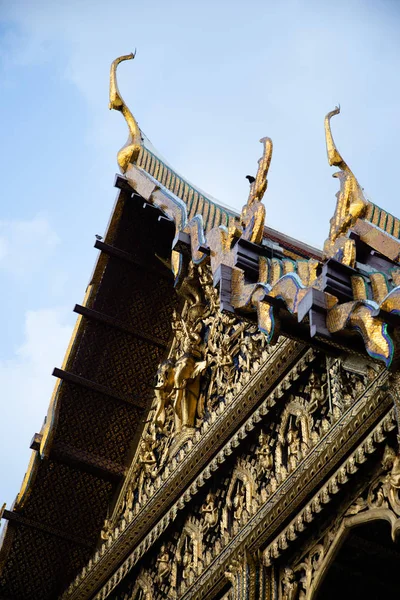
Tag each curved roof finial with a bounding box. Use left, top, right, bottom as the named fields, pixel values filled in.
left=240, top=137, right=273, bottom=245
left=109, top=52, right=142, bottom=173
left=324, top=105, right=352, bottom=173
left=247, top=136, right=273, bottom=206
left=323, top=106, right=368, bottom=264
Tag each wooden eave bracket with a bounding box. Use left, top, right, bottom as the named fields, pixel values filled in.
left=52, top=367, right=146, bottom=409
left=30, top=432, right=125, bottom=482
left=297, top=288, right=332, bottom=339
left=1, top=509, right=92, bottom=549
left=74, top=303, right=168, bottom=349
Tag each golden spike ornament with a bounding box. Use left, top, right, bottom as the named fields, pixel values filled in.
left=323, top=107, right=367, bottom=266
left=109, top=52, right=142, bottom=173
left=240, top=137, right=273, bottom=245
left=207, top=136, right=273, bottom=274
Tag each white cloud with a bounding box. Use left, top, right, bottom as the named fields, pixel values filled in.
left=0, top=214, right=60, bottom=281
left=0, top=307, right=73, bottom=509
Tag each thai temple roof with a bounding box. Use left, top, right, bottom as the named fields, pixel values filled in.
left=2, top=53, right=400, bottom=600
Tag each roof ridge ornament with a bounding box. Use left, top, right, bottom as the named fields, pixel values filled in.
left=240, top=137, right=273, bottom=245
left=323, top=106, right=368, bottom=266
left=109, top=52, right=142, bottom=173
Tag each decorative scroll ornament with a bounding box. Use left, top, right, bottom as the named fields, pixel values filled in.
left=347, top=445, right=400, bottom=521
left=323, top=106, right=368, bottom=266
left=277, top=442, right=400, bottom=600
left=109, top=53, right=142, bottom=172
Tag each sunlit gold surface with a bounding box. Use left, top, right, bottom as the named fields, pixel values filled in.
left=109, top=53, right=142, bottom=172
left=327, top=301, right=392, bottom=366
left=240, top=137, right=272, bottom=245
left=323, top=107, right=368, bottom=266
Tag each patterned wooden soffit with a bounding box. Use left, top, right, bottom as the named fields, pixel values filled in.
left=0, top=179, right=179, bottom=600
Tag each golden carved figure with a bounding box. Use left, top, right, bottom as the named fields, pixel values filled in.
left=255, top=431, right=273, bottom=477
left=232, top=483, right=245, bottom=523
left=281, top=567, right=299, bottom=600
left=287, top=426, right=301, bottom=471
left=181, top=538, right=194, bottom=581
left=156, top=545, right=171, bottom=583
left=109, top=53, right=142, bottom=172
left=304, top=370, right=326, bottom=415
left=136, top=436, right=158, bottom=503
left=201, top=493, right=219, bottom=532
left=223, top=465, right=257, bottom=536
left=153, top=268, right=208, bottom=439
left=153, top=350, right=207, bottom=436
left=323, top=107, right=368, bottom=266
left=381, top=445, right=400, bottom=516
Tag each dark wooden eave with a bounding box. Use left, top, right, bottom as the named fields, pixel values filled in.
left=0, top=177, right=179, bottom=600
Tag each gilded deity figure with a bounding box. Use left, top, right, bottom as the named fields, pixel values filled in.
left=136, top=436, right=158, bottom=502
left=382, top=446, right=400, bottom=515
left=201, top=493, right=219, bottom=533
left=153, top=331, right=207, bottom=436
left=232, top=482, right=245, bottom=523
left=305, top=371, right=326, bottom=415
left=255, top=431, right=273, bottom=477
left=157, top=545, right=171, bottom=583
left=287, top=426, right=301, bottom=471
left=181, top=539, right=194, bottom=581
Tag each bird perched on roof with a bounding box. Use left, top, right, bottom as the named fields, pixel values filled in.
left=95, top=234, right=103, bottom=241
left=245, top=175, right=255, bottom=184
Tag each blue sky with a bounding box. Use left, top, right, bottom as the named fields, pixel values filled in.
left=1, top=0, right=400, bottom=510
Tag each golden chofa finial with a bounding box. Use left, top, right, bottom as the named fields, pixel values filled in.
left=323, top=107, right=367, bottom=266
left=240, top=137, right=273, bottom=245
left=247, top=137, right=273, bottom=206
left=109, top=52, right=142, bottom=173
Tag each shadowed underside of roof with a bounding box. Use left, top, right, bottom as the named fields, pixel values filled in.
left=0, top=182, right=179, bottom=600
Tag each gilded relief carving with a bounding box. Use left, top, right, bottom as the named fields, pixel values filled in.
left=172, top=519, right=204, bottom=595
left=200, top=493, right=218, bottom=533
left=156, top=545, right=171, bottom=584
left=107, top=265, right=278, bottom=538
left=255, top=431, right=273, bottom=480
left=222, top=460, right=258, bottom=539
left=126, top=571, right=154, bottom=600
left=151, top=262, right=209, bottom=452
left=99, top=350, right=388, bottom=600
left=346, top=444, right=400, bottom=519
left=276, top=441, right=400, bottom=600
left=279, top=524, right=340, bottom=600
